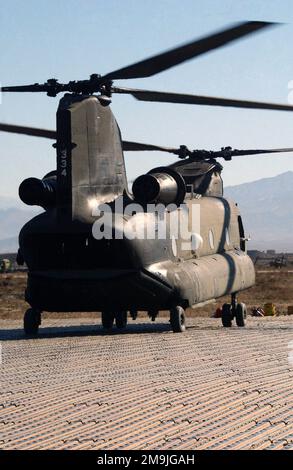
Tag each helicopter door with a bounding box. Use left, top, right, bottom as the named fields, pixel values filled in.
left=238, top=215, right=246, bottom=252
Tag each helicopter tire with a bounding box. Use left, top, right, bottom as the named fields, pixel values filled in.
left=235, top=303, right=246, bottom=327
left=170, top=306, right=186, bottom=333
left=115, top=311, right=127, bottom=329
left=221, top=303, right=232, bottom=328
left=24, top=308, right=41, bottom=336
left=101, top=311, right=114, bottom=329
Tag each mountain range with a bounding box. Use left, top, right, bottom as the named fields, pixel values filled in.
left=224, top=171, right=293, bottom=252
left=0, top=200, right=39, bottom=253
left=0, top=171, right=293, bottom=253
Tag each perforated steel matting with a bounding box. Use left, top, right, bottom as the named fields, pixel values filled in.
left=0, top=317, right=292, bottom=450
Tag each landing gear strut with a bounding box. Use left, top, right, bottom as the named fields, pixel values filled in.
left=24, top=308, right=41, bottom=336
left=101, top=311, right=115, bottom=329
left=101, top=311, right=127, bottom=330
left=115, top=311, right=127, bottom=329
left=148, top=310, right=158, bottom=322
left=221, top=293, right=246, bottom=328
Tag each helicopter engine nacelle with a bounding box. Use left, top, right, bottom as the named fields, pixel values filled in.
left=19, top=174, right=57, bottom=208
left=132, top=167, right=186, bottom=205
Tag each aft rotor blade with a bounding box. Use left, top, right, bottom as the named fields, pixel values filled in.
left=0, top=123, right=56, bottom=139
left=122, top=141, right=293, bottom=160
left=229, top=147, right=293, bottom=157
left=114, top=87, right=293, bottom=112
left=0, top=125, right=179, bottom=154
left=122, top=141, right=178, bottom=153
left=104, top=22, right=273, bottom=80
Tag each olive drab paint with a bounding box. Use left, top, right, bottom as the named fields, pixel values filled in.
left=18, top=94, right=255, bottom=316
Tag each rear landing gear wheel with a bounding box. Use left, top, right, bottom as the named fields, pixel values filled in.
left=101, top=311, right=114, bottom=330
left=170, top=306, right=186, bottom=333
left=221, top=303, right=232, bottom=328
left=24, top=308, right=41, bottom=336
left=115, top=311, right=127, bottom=329
left=235, top=302, right=246, bottom=327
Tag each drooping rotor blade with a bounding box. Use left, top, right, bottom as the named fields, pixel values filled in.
left=2, top=122, right=292, bottom=162
left=222, top=147, right=293, bottom=159
left=1, top=79, right=69, bottom=96
left=0, top=124, right=178, bottom=154
left=104, top=22, right=274, bottom=81
left=0, top=125, right=179, bottom=154
left=122, top=141, right=293, bottom=160
left=0, top=125, right=171, bottom=152
left=114, top=87, right=293, bottom=112
left=0, top=123, right=56, bottom=139
left=122, top=141, right=178, bottom=153
left=1, top=84, right=51, bottom=93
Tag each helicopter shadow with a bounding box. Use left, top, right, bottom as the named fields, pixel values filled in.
left=0, top=321, right=172, bottom=341
left=1, top=319, right=291, bottom=341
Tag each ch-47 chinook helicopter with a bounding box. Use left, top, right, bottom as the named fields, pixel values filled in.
left=1, top=21, right=293, bottom=335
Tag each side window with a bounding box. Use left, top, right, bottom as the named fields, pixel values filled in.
left=225, top=228, right=230, bottom=246
left=208, top=229, right=215, bottom=250
left=238, top=216, right=245, bottom=251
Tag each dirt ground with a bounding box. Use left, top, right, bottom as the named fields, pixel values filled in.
left=0, top=269, right=292, bottom=320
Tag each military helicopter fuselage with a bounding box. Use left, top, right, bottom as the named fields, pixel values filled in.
left=18, top=94, right=255, bottom=331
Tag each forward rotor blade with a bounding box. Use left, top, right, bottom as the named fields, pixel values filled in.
left=104, top=22, right=273, bottom=80
left=1, top=84, right=51, bottom=93
left=0, top=123, right=56, bottom=139
left=114, top=87, right=293, bottom=112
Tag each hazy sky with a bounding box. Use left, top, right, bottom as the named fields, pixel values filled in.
left=1, top=0, right=293, bottom=198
